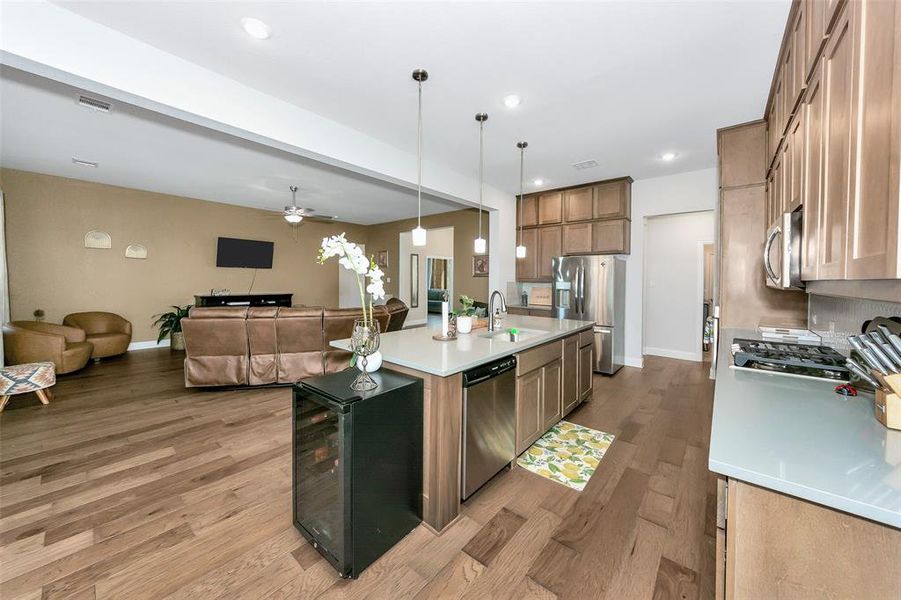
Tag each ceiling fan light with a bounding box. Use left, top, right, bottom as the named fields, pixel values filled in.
left=515, top=245, right=527, bottom=259
left=284, top=213, right=303, bottom=224
left=474, top=237, right=487, bottom=254
left=412, top=226, right=427, bottom=247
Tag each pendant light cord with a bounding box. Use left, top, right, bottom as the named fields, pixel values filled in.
left=519, top=146, right=524, bottom=246
left=478, top=120, right=484, bottom=241
left=417, top=79, right=423, bottom=229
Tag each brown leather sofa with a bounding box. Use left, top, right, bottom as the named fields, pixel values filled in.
left=2, top=321, right=94, bottom=374
left=181, top=300, right=408, bottom=387
left=63, top=312, right=133, bottom=360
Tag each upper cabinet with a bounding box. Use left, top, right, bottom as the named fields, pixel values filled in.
left=516, top=176, right=632, bottom=281
left=764, top=0, right=901, bottom=281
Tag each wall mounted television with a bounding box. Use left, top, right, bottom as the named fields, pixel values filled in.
left=216, top=237, right=274, bottom=269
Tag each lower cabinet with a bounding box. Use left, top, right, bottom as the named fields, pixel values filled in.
left=514, top=333, right=583, bottom=455
left=578, top=340, right=593, bottom=401
left=716, top=478, right=901, bottom=599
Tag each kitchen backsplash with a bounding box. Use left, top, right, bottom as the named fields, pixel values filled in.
left=809, top=294, right=901, bottom=350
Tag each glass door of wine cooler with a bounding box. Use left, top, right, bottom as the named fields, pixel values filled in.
left=293, top=391, right=349, bottom=570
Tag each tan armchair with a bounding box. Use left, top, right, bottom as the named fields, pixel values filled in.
left=2, top=321, right=94, bottom=374
left=63, top=312, right=133, bottom=360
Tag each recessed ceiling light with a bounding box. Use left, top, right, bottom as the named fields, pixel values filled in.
left=240, top=17, right=271, bottom=40
left=660, top=152, right=678, bottom=162
left=72, top=158, right=98, bottom=168
left=533, top=178, right=544, bottom=186
left=503, top=94, right=521, bottom=108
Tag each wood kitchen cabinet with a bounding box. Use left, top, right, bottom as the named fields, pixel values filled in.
left=562, top=335, right=579, bottom=416
left=515, top=368, right=543, bottom=455
left=592, top=219, right=630, bottom=254
left=786, top=112, right=804, bottom=213
left=517, top=195, right=539, bottom=228
left=515, top=228, right=539, bottom=281
left=804, top=0, right=826, bottom=80
left=538, top=226, right=562, bottom=280
left=578, top=339, right=593, bottom=402
left=541, top=359, right=562, bottom=431
left=593, top=179, right=631, bottom=220
left=562, top=223, right=593, bottom=255
left=563, top=187, right=593, bottom=222
left=538, top=191, right=563, bottom=225
left=801, top=59, right=823, bottom=281
left=816, top=4, right=853, bottom=280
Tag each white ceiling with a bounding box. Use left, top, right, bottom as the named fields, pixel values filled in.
left=0, top=67, right=465, bottom=224
left=52, top=0, right=790, bottom=192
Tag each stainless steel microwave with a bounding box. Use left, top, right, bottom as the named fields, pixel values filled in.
left=764, top=208, right=804, bottom=290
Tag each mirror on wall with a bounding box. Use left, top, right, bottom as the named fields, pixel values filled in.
left=426, top=257, right=453, bottom=315
left=410, top=254, right=419, bottom=308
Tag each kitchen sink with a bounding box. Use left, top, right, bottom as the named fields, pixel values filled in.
left=478, top=328, right=547, bottom=342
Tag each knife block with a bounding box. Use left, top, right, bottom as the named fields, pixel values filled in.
left=873, top=372, right=901, bottom=431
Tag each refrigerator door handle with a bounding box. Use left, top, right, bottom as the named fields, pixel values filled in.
left=578, top=265, right=585, bottom=317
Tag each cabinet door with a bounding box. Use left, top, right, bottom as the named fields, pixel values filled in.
left=563, top=187, right=593, bottom=222
left=516, top=369, right=543, bottom=455
left=562, top=336, right=579, bottom=416
left=515, top=228, right=539, bottom=281
left=594, top=181, right=630, bottom=220
left=788, top=0, right=808, bottom=109
left=563, top=223, right=593, bottom=255
left=768, top=152, right=784, bottom=229
left=541, top=359, right=562, bottom=431
left=578, top=344, right=593, bottom=401
left=766, top=100, right=780, bottom=169
left=518, top=195, right=539, bottom=228
left=538, top=191, right=563, bottom=225
left=805, top=0, right=826, bottom=79
left=773, top=61, right=786, bottom=137
left=787, top=114, right=804, bottom=213
left=802, top=59, right=824, bottom=281
left=538, top=226, right=562, bottom=280
left=817, top=5, right=853, bottom=279
left=825, top=0, right=842, bottom=32
left=781, top=32, right=798, bottom=127
left=592, top=219, right=630, bottom=254
left=780, top=128, right=794, bottom=215
left=845, top=0, right=899, bottom=279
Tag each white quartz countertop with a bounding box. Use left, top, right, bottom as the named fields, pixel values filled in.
left=331, top=314, right=594, bottom=377
left=709, top=328, right=901, bottom=528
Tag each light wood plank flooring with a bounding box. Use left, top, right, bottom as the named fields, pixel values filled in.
left=0, top=349, right=716, bottom=599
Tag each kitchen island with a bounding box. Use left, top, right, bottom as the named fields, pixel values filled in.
left=709, top=328, right=901, bottom=598
left=332, top=314, right=595, bottom=532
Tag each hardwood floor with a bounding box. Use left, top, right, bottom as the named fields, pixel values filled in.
left=0, top=350, right=716, bottom=599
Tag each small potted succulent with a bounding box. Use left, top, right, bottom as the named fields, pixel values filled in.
left=457, top=295, right=476, bottom=334
left=152, top=305, right=191, bottom=351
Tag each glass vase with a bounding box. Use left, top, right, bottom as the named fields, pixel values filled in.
left=350, top=318, right=380, bottom=391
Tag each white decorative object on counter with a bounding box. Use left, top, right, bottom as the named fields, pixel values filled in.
left=457, top=315, right=473, bottom=334
left=357, top=350, right=382, bottom=374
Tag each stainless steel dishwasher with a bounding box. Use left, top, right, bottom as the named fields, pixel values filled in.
left=461, top=355, right=517, bottom=500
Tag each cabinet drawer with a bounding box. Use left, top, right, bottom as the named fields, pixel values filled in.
left=516, top=339, right=563, bottom=376
left=579, top=330, right=593, bottom=349
left=592, top=219, right=630, bottom=254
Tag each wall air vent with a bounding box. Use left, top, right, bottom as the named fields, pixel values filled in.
left=77, top=95, right=111, bottom=112
left=571, top=159, right=599, bottom=170
left=72, top=158, right=99, bottom=168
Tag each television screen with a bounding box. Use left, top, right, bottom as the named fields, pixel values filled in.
left=216, top=237, right=274, bottom=269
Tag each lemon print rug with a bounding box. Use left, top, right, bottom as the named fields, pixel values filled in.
left=516, top=421, right=615, bottom=491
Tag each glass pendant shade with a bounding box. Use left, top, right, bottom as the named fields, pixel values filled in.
left=516, top=245, right=527, bottom=259
left=284, top=214, right=302, bottom=224
left=412, top=226, right=427, bottom=247
left=474, top=237, right=487, bottom=254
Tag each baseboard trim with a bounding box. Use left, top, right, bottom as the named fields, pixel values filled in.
left=642, top=347, right=702, bottom=363
left=128, top=339, right=171, bottom=351
left=624, top=356, right=644, bottom=368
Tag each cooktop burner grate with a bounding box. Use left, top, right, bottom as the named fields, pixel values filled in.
left=731, top=338, right=849, bottom=381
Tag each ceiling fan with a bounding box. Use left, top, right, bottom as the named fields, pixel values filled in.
left=282, top=185, right=339, bottom=224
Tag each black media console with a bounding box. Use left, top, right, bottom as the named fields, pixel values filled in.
left=193, top=293, right=293, bottom=308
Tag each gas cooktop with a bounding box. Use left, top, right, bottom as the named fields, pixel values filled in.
left=730, top=338, right=850, bottom=381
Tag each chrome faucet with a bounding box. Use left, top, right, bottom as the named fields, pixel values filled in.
left=488, top=290, right=507, bottom=332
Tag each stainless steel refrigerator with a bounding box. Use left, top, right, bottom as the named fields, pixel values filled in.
left=552, top=256, right=626, bottom=375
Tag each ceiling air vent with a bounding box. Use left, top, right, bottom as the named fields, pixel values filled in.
left=571, top=159, right=599, bottom=170
left=72, top=158, right=99, bottom=168
left=77, top=95, right=111, bottom=113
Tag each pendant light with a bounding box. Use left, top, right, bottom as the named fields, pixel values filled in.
left=515, top=141, right=528, bottom=259
left=474, top=112, right=488, bottom=254
left=411, top=69, right=429, bottom=247
left=284, top=185, right=303, bottom=224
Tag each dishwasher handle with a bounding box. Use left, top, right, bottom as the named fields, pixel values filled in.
left=462, top=356, right=517, bottom=387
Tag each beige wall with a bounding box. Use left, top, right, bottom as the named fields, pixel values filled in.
left=0, top=169, right=368, bottom=342
left=365, top=208, right=490, bottom=310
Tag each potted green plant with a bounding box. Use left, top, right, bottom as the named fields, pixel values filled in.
left=152, top=305, right=191, bottom=351
left=457, top=295, right=476, bottom=334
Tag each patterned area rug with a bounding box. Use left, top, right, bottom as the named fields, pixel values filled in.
left=516, top=421, right=615, bottom=491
